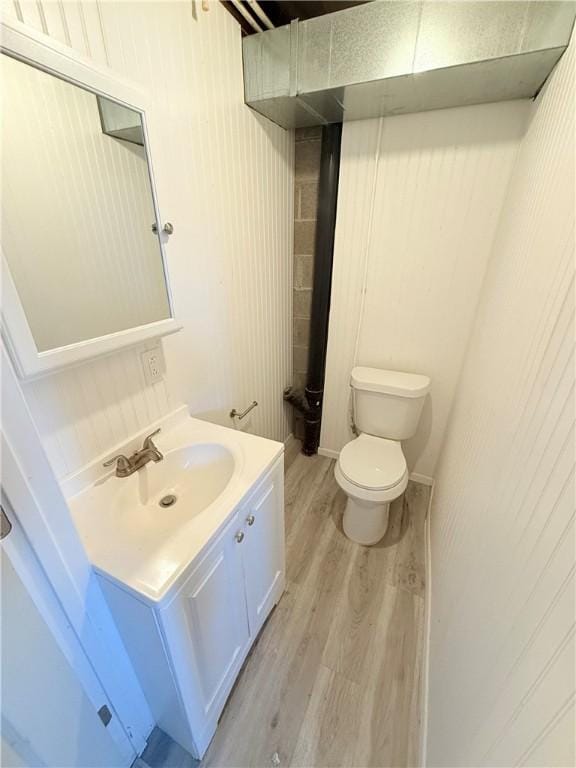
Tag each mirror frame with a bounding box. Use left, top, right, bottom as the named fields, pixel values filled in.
left=1, top=19, right=182, bottom=379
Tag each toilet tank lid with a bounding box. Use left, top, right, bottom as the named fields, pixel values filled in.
left=351, top=367, right=431, bottom=398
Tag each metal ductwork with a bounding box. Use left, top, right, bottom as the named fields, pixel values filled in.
left=242, top=1, right=576, bottom=128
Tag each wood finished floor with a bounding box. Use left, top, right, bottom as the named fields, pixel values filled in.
left=141, top=442, right=429, bottom=768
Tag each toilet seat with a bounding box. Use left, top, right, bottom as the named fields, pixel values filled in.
left=335, top=461, right=408, bottom=504
left=339, top=434, right=407, bottom=490
left=335, top=434, right=408, bottom=505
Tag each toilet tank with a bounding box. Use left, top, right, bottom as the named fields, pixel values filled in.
left=351, top=367, right=430, bottom=441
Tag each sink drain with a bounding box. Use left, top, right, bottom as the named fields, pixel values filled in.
left=159, top=494, right=177, bottom=508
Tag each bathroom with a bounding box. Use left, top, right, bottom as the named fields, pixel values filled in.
left=1, top=0, right=574, bottom=766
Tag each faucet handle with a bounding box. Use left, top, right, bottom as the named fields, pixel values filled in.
left=143, top=428, right=161, bottom=449
left=103, top=454, right=131, bottom=471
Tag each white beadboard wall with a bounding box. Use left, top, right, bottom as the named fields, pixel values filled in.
left=321, top=101, right=529, bottom=478
left=427, top=34, right=575, bottom=768
left=2, top=53, right=168, bottom=351
left=4, top=0, right=293, bottom=480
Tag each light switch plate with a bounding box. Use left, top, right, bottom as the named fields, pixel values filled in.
left=141, top=345, right=164, bottom=385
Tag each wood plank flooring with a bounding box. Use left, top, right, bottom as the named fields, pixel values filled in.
left=199, top=447, right=430, bottom=768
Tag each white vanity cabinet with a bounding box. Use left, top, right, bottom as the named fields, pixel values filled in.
left=98, top=455, right=285, bottom=759
left=241, top=469, right=285, bottom=637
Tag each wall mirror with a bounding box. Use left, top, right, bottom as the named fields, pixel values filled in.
left=1, top=23, right=180, bottom=378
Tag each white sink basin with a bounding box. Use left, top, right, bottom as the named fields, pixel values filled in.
left=116, top=442, right=235, bottom=521
left=68, top=414, right=283, bottom=602
left=72, top=442, right=236, bottom=564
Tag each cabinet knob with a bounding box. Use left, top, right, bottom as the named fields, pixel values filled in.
left=246, top=514, right=255, bottom=526
left=235, top=530, right=245, bottom=543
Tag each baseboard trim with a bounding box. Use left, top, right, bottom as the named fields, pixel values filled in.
left=284, top=432, right=295, bottom=448
left=420, top=479, right=434, bottom=767
left=318, top=446, right=339, bottom=459
left=410, top=472, right=434, bottom=486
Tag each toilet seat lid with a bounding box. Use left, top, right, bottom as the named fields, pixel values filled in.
left=339, top=434, right=407, bottom=491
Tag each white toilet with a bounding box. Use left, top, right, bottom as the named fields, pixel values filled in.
left=335, top=367, right=430, bottom=545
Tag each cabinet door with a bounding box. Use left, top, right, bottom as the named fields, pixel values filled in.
left=241, top=462, right=285, bottom=637
left=160, top=512, right=250, bottom=749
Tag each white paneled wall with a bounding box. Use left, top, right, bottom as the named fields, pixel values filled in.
left=427, top=35, right=575, bottom=768
left=6, top=0, right=111, bottom=64
left=321, top=101, right=528, bottom=478
left=24, top=346, right=173, bottom=479
left=6, top=1, right=293, bottom=479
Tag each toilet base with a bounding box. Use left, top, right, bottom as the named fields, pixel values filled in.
left=342, top=497, right=391, bottom=545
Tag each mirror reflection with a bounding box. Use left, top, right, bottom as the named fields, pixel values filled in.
left=1, top=53, right=170, bottom=353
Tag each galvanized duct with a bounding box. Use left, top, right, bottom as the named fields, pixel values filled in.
left=242, top=1, right=576, bottom=128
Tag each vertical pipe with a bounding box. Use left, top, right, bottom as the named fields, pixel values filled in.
left=302, top=123, right=342, bottom=456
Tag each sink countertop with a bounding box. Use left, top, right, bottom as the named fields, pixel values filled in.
left=68, top=416, right=284, bottom=604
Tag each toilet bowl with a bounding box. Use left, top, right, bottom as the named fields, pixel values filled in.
left=335, top=434, right=408, bottom=545
left=335, top=366, right=430, bottom=545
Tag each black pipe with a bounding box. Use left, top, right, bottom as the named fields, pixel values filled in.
left=302, top=123, right=342, bottom=455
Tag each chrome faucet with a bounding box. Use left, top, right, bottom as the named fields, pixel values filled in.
left=103, top=428, right=164, bottom=478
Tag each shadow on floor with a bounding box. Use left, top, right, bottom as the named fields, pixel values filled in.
left=137, top=727, right=198, bottom=768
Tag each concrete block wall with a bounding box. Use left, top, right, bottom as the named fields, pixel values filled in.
left=293, top=127, right=321, bottom=438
